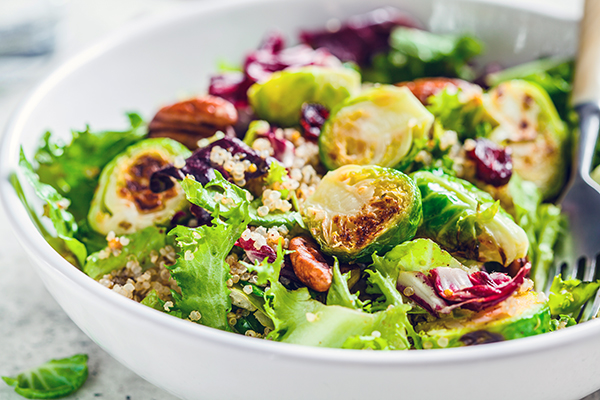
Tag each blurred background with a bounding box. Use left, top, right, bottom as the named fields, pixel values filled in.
left=0, top=0, right=588, bottom=399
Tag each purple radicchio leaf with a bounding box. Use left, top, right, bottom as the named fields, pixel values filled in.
left=235, top=237, right=277, bottom=264
left=150, top=137, right=271, bottom=193
left=398, top=264, right=531, bottom=316
left=208, top=31, right=340, bottom=108
left=397, top=271, right=449, bottom=315
left=299, top=7, right=422, bottom=66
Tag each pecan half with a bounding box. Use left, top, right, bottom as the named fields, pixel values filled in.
left=289, top=236, right=332, bottom=292
left=396, top=77, right=482, bottom=105
left=148, top=95, right=238, bottom=150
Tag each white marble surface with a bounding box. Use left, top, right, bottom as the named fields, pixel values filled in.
left=0, top=0, right=598, bottom=399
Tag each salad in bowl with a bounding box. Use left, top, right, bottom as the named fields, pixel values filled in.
left=14, top=6, right=596, bottom=352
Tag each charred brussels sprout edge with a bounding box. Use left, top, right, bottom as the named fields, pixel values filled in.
left=302, top=164, right=422, bottom=263
left=88, top=138, right=191, bottom=235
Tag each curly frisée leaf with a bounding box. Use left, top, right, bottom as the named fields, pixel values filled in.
left=182, top=171, right=302, bottom=229
left=2, top=354, right=88, bottom=399
left=265, top=280, right=411, bottom=349
left=326, top=258, right=361, bottom=309
left=247, top=245, right=412, bottom=349
left=18, top=149, right=87, bottom=267
left=548, top=275, right=600, bottom=317
left=168, top=175, right=251, bottom=329
left=34, top=113, right=146, bottom=222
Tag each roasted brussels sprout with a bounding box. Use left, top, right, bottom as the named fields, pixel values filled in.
left=484, top=79, right=568, bottom=199
left=417, top=291, right=551, bottom=349
left=302, top=164, right=422, bottom=262
left=319, top=85, right=434, bottom=170
left=247, top=66, right=361, bottom=127
left=88, top=138, right=191, bottom=235
left=412, top=169, right=528, bottom=266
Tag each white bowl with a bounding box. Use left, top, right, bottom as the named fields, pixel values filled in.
left=1, top=1, right=597, bottom=399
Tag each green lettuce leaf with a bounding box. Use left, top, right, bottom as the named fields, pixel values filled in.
left=326, top=258, right=360, bottom=309
left=372, top=238, right=462, bottom=275
left=34, top=113, right=146, bottom=222
left=549, top=314, right=577, bottom=331
left=246, top=242, right=411, bottom=349
left=364, top=27, right=483, bottom=84
left=182, top=172, right=302, bottom=229
left=168, top=174, right=251, bottom=330
left=548, top=275, right=600, bottom=317
left=265, top=280, right=411, bottom=349
left=18, top=149, right=87, bottom=267
left=427, top=88, right=495, bottom=141
left=2, top=354, right=88, bottom=399
left=508, top=175, right=564, bottom=291
left=83, top=226, right=167, bottom=279
left=140, top=289, right=166, bottom=311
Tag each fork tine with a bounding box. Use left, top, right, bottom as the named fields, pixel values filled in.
left=583, top=255, right=597, bottom=282
left=578, top=256, right=600, bottom=322
left=579, top=287, right=600, bottom=322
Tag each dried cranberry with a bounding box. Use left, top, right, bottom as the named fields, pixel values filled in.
left=208, top=31, right=339, bottom=108
left=466, top=138, right=512, bottom=187
left=300, top=103, right=329, bottom=140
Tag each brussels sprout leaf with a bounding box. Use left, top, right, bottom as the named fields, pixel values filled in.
left=17, top=149, right=87, bottom=267
left=34, top=113, right=146, bottom=222
left=168, top=175, right=251, bottom=330
left=485, top=58, right=574, bottom=122
left=548, top=275, right=600, bottom=317
left=83, top=226, right=167, bottom=279
left=2, top=354, right=88, bottom=399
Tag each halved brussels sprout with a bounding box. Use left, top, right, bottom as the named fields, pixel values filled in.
left=412, top=170, right=528, bottom=266
left=247, top=66, right=361, bottom=127
left=484, top=79, right=568, bottom=199
left=319, top=85, right=434, bottom=170
left=88, top=138, right=191, bottom=235
left=302, top=164, right=422, bottom=263
left=417, top=291, right=551, bottom=349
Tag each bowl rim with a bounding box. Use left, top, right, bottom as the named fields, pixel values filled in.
left=0, top=0, right=591, bottom=366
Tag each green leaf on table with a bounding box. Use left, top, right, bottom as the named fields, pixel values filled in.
left=2, top=354, right=88, bottom=399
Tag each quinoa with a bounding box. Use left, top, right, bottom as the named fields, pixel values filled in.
left=98, top=244, right=180, bottom=302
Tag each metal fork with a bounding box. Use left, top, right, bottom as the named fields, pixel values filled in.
left=546, top=0, right=600, bottom=322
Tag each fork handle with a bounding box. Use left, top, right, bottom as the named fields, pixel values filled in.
left=572, top=0, right=600, bottom=106
left=571, top=0, right=600, bottom=178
